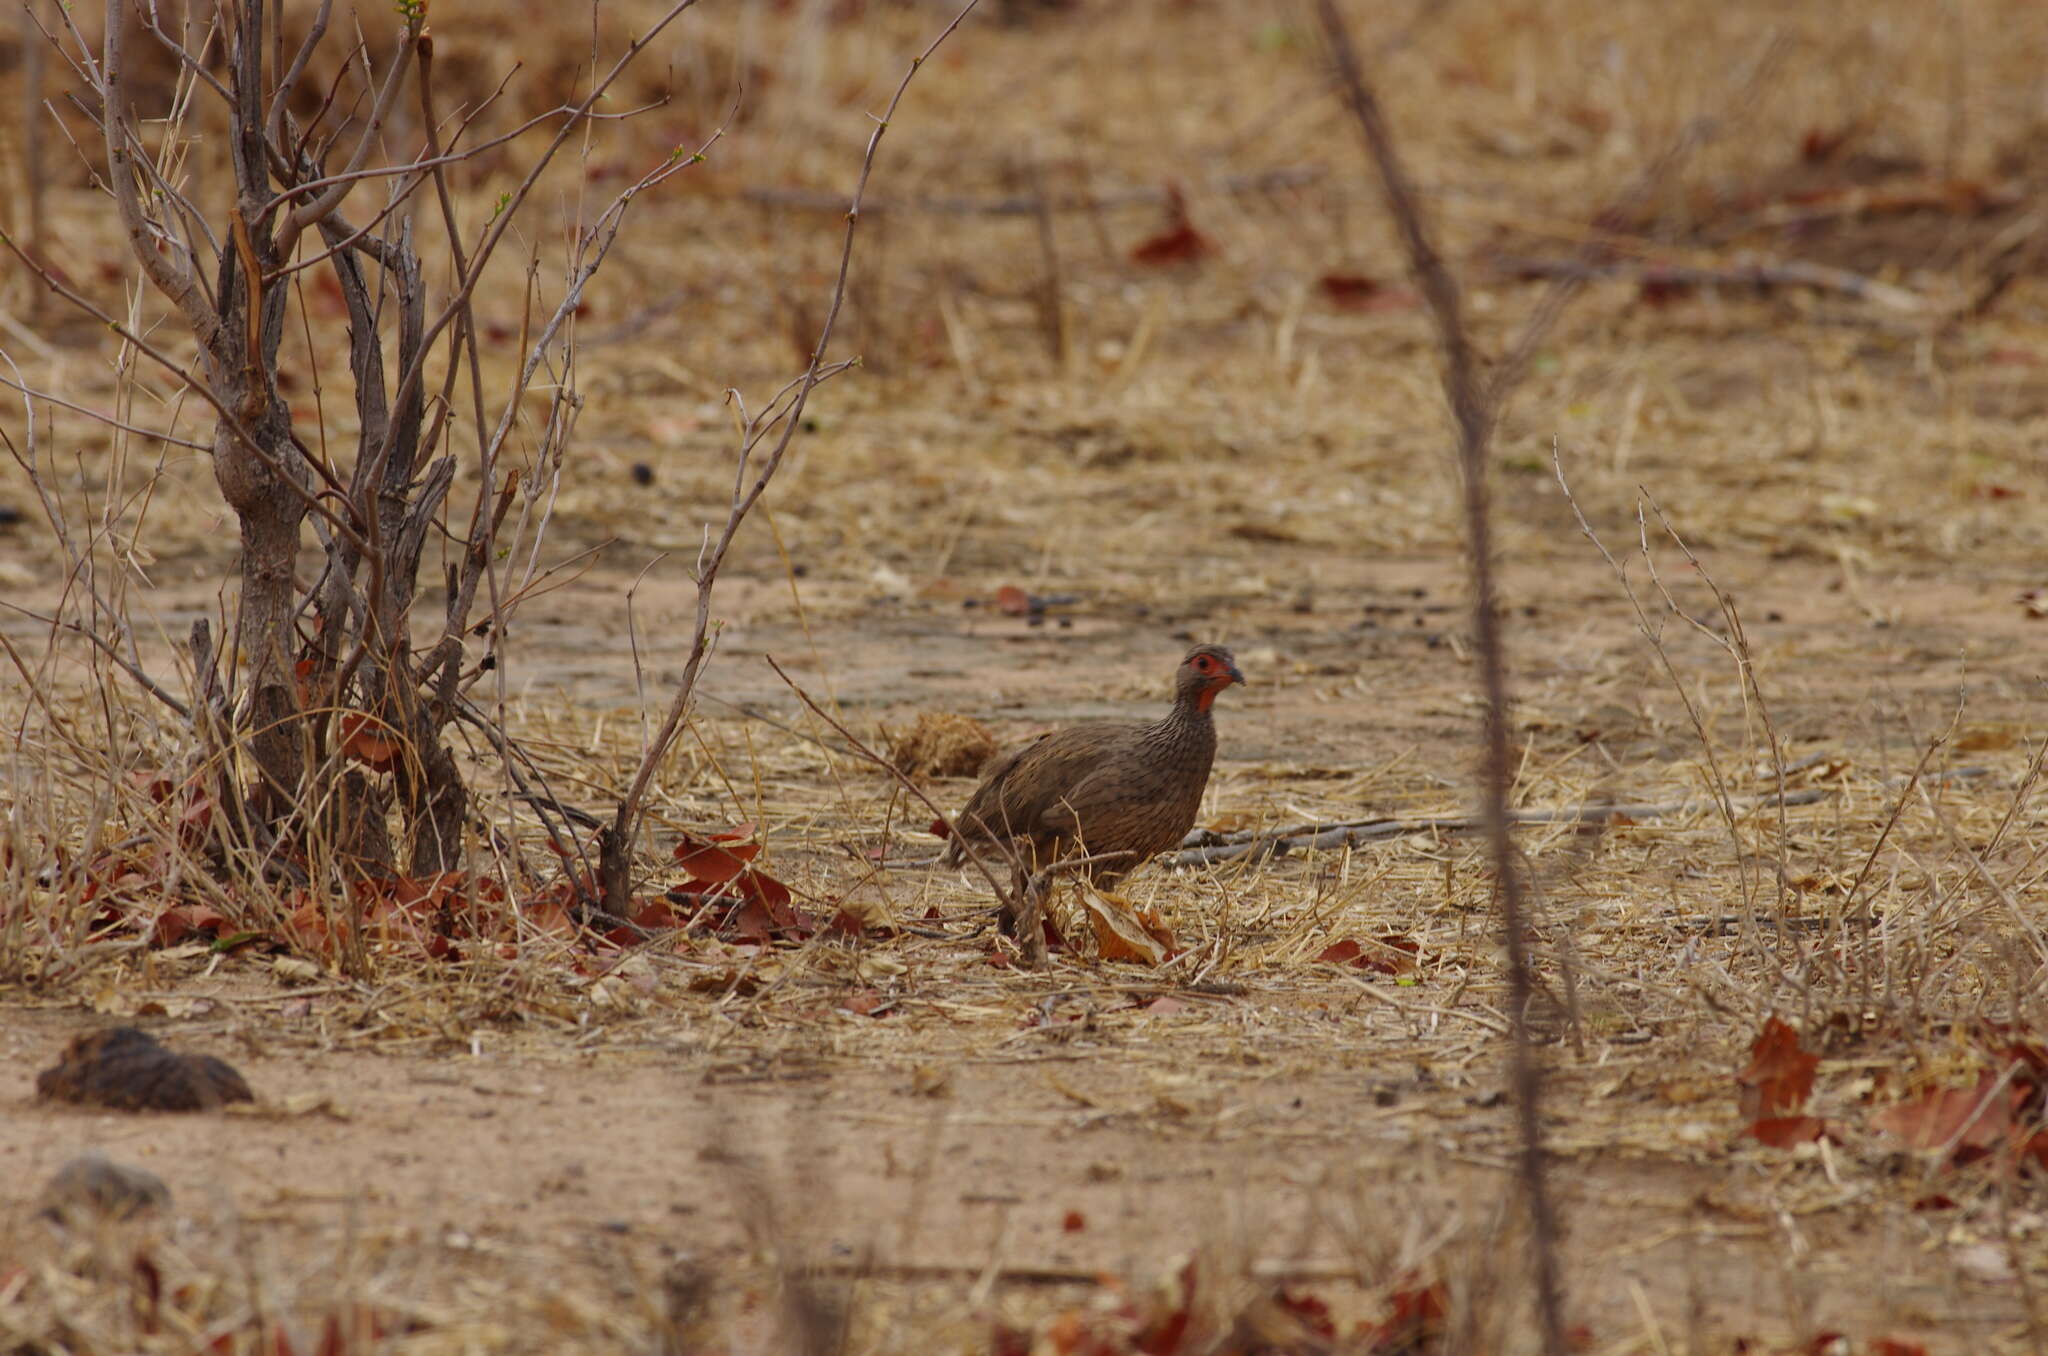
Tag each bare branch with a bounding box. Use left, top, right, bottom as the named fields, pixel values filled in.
left=269, top=0, right=335, bottom=150
left=0, top=368, right=210, bottom=451
left=599, top=0, right=983, bottom=910
left=0, top=231, right=372, bottom=559
left=100, top=0, right=224, bottom=362
left=276, top=18, right=419, bottom=255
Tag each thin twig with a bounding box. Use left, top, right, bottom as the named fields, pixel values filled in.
left=1317, top=4, right=1569, bottom=1351
left=600, top=0, right=983, bottom=909
left=763, top=655, right=1017, bottom=915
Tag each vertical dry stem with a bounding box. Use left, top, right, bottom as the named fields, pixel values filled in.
left=1315, top=3, right=1569, bottom=1350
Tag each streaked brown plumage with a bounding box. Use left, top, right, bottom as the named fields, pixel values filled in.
left=942, top=644, right=1244, bottom=930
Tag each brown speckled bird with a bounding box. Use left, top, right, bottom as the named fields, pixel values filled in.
left=943, top=644, right=1244, bottom=941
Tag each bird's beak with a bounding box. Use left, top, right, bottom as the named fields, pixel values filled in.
left=1225, top=662, right=1246, bottom=686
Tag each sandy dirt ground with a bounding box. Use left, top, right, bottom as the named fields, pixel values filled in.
left=8, top=0, right=2048, bottom=1351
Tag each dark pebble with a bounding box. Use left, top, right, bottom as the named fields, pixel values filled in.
left=36, top=1027, right=254, bottom=1112
left=40, top=1153, right=170, bottom=1223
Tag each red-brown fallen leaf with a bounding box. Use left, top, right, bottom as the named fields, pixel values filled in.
left=1638, top=269, right=1698, bottom=308
left=928, top=817, right=951, bottom=841
left=1869, top=1341, right=1928, bottom=1356
left=1738, top=1017, right=1818, bottom=1120
left=1319, top=272, right=1382, bottom=308
left=337, top=712, right=402, bottom=772
left=1062, top=1209, right=1086, bottom=1233
left=631, top=896, right=683, bottom=931
left=1316, top=933, right=1423, bottom=974
left=1749, top=1115, right=1831, bottom=1148
left=1318, top=273, right=1419, bottom=313
left=152, top=904, right=229, bottom=948
left=603, top=894, right=686, bottom=945
left=524, top=892, right=578, bottom=938
left=824, top=907, right=871, bottom=940
left=1363, top=1274, right=1449, bottom=1351
left=1131, top=222, right=1213, bottom=267
left=1803, top=1335, right=1846, bottom=1356
left=1131, top=183, right=1213, bottom=269
left=1980, top=1025, right=2048, bottom=1078
left=1872, top=1072, right=2026, bottom=1160
left=281, top=894, right=336, bottom=957
left=991, top=1324, right=1032, bottom=1356
left=1911, top=1193, right=1958, bottom=1211
left=994, top=584, right=1032, bottom=616
left=1273, top=1288, right=1337, bottom=1339
left=672, top=828, right=762, bottom=882
left=1044, top=1310, right=1092, bottom=1355
left=677, top=882, right=816, bottom=944
left=1800, top=125, right=1854, bottom=162
left=838, top=988, right=893, bottom=1017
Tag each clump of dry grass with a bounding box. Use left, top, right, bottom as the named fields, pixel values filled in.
left=885, top=712, right=1001, bottom=779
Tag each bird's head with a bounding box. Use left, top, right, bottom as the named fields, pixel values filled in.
left=1177, top=644, right=1246, bottom=712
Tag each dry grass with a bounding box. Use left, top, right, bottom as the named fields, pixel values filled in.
left=8, top=0, right=2048, bottom=1351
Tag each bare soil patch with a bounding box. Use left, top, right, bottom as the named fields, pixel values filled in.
left=8, top=1, right=2048, bottom=1352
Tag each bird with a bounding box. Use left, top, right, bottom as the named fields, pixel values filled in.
left=942, top=643, right=1244, bottom=952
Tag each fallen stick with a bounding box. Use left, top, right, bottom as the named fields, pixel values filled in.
left=741, top=167, right=1322, bottom=218
left=1493, top=255, right=1930, bottom=313
left=1172, top=762, right=1994, bottom=860
left=1164, top=787, right=1833, bottom=868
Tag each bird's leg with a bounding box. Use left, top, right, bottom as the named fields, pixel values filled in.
left=1016, top=867, right=1051, bottom=970
left=998, top=861, right=1030, bottom=939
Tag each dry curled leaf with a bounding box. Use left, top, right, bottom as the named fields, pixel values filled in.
left=337, top=711, right=402, bottom=772
left=1871, top=1073, right=2025, bottom=1161
left=671, top=827, right=762, bottom=882
left=1737, top=1017, right=1817, bottom=1121
left=1082, top=890, right=1173, bottom=965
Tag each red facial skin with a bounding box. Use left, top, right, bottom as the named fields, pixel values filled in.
left=1187, top=652, right=1245, bottom=712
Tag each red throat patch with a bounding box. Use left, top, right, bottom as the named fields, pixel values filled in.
left=1195, top=682, right=1223, bottom=713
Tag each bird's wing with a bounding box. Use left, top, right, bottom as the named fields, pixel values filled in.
left=954, top=725, right=1133, bottom=844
